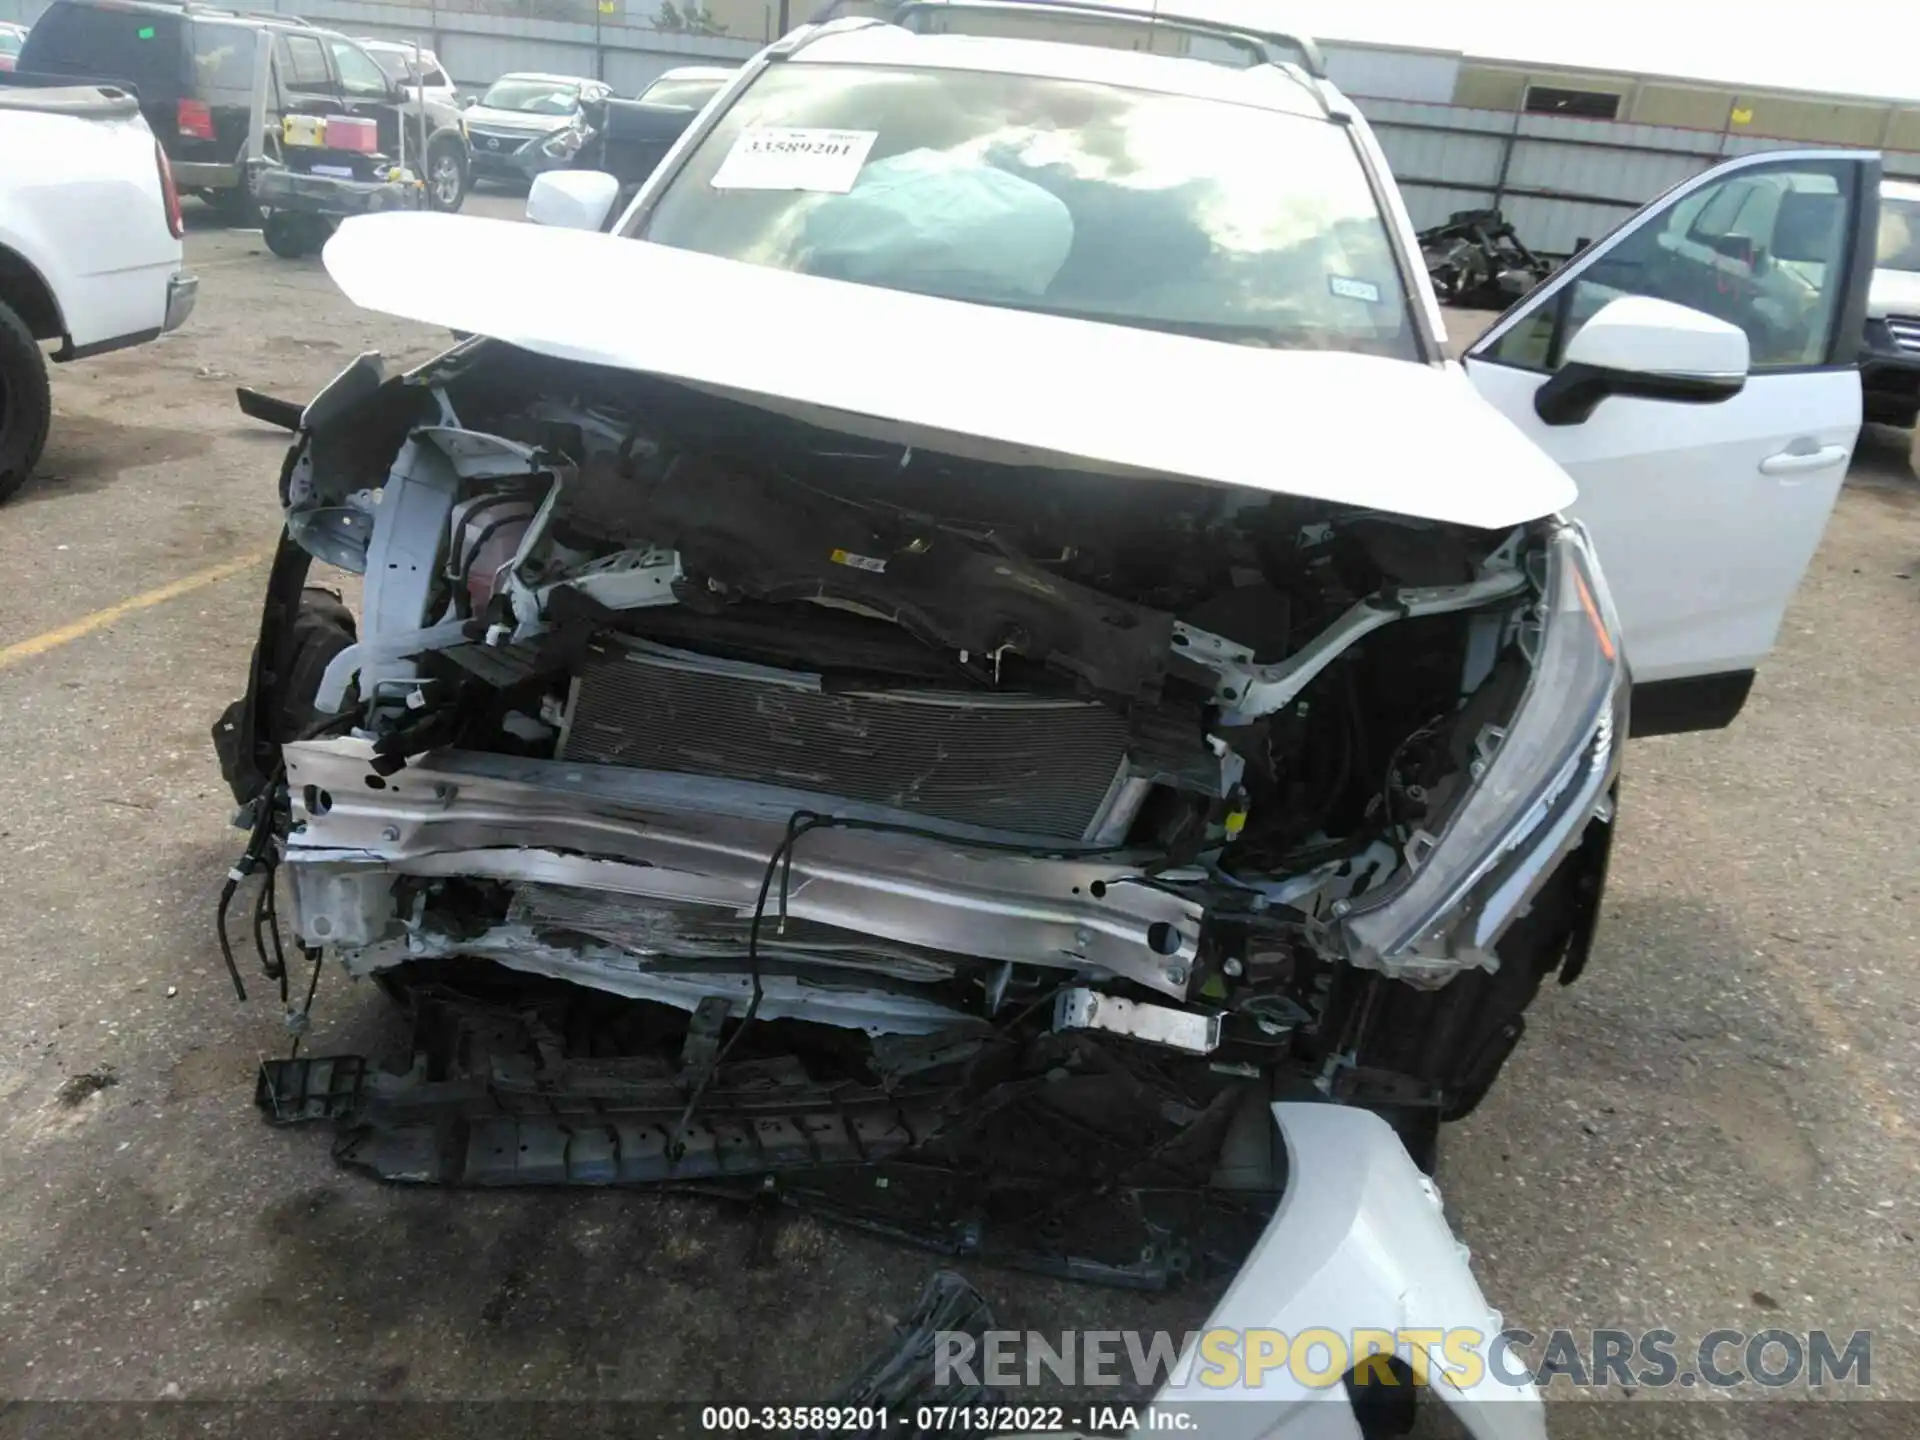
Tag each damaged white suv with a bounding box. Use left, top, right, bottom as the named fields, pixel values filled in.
left=216, top=3, right=1879, bottom=1434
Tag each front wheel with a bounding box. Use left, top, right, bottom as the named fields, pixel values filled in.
left=426, top=142, right=468, bottom=213
left=0, top=297, right=53, bottom=505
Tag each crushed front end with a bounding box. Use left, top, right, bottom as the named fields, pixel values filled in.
left=218, top=339, right=1621, bottom=1305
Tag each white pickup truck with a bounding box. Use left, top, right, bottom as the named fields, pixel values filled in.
left=0, top=82, right=198, bottom=503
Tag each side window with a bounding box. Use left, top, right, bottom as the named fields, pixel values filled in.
left=1486, top=161, right=1857, bottom=373
left=1687, top=179, right=1752, bottom=242
left=425, top=66, right=451, bottom=89
left=281, top=35, right=332, bottom=88
left=191, top=21, right=255, bottom=90
left=330, top=40, right=390, bottom=97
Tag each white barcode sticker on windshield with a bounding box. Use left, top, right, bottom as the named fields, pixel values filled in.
left=1328, top=274, right=1383, bottom=304
left=710, top=126, right=880, bottom=193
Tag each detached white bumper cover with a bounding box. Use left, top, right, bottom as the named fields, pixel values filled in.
left=1139, top=1104, right=1546, bottom=1440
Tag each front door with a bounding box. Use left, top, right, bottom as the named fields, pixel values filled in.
left=1465, top=151, right=1881, bottom=734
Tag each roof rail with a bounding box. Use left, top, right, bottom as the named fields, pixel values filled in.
left=184, top=2, right=318, bottom=24
left=813, top=0, right=1326, bottom=79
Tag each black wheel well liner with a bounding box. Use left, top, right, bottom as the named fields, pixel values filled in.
left=0, top=243, right=67, bottom=344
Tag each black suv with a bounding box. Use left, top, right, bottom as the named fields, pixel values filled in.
left=13, top=0, right=469, bottom=219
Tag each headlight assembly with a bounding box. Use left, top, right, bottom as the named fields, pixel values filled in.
left=542, top=126, right=586, bottom=159
left=1338, top=522, right=1628, bottom=985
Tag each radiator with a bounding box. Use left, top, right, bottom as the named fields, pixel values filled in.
left=559, top=640, right=1132, bottom=840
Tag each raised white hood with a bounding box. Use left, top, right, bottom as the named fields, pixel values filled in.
left=323, top=212, right=1577, bottom=530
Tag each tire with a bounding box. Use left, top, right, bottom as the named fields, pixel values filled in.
left=262, top=211, right=329, bottom=260
left=261, top=211, right=307, bottom=258
left=212, top=134, right=281, bottom=228
left=212, top=583, right=356, bottom=806
left=0, top=297, right=53, bottom=505
left=213, top=178, right=263, bottom=229
left=426, top=140, right=468, bottom=213
left=277, top=586, right=358, bottom=741
left=1377, top=1105, right=1440, bottom=1177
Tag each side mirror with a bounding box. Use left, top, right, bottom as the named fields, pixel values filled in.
left=527, top=169, right=620, bottom=231
left=459, top=94, right=476, bottom=109
left=1535, top=295, right=1750, bottom=427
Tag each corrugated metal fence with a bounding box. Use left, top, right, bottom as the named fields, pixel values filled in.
left=1362, top=96, right=1920, bottom=256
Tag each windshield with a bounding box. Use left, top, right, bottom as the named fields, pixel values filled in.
left=369, top=48, right=433, bottom=83
left=639, top=75, right=728, bottom=108
left=632, top=64, right=1416, bottom=359
left=0, top=29, right=22, bottom=58
left=479, top=77, right=581, bottom=115
left=1880, top=196, right=1920, bottom=273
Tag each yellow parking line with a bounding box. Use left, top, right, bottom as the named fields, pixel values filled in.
left=0, top=550, right=270, bottom=670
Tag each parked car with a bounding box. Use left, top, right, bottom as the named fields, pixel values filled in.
left=460, top=70, right=610, bottom=186
left=1863, top=178, right=1920, bottom=428
left=222, top=3, right=1880, bottom=1431
left=359, top=38, right=457, bottom=108
left=0, top=20, right=28, bottom=73
left=0, top=83, right=195, bottom=502
left=563, top=90, right=710, bottom=225
left=11, top=0, right=469, bottom=219
left=633, top=63, right=735, bottom=108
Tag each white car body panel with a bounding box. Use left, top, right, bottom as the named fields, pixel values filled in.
left=1138, top=1105, right=1545, bottom=1440
left=0, top=103, right=189, bottom=350
left=323, top=211, right=1578, bottom=530
left=1561, top=294, right=1752, bottom=377
left=1466, top=150, right=1873, bottom=687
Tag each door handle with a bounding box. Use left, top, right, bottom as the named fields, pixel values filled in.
left=1759, top=445, right=1849, bottom=476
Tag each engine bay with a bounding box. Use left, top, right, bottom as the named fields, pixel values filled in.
left=281, top=345, right=1535, bottom=878
left=216, top=342, right=1609, bottom=1277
